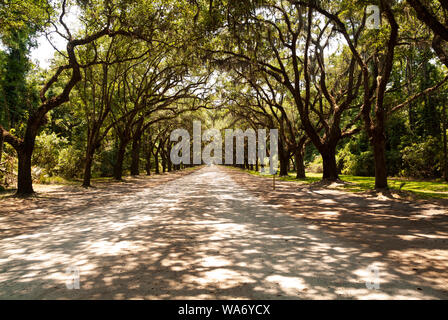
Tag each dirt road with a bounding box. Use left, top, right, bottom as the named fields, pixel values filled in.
left=0, top=166, right=446, bottom=299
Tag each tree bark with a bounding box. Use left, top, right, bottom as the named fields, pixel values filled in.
left=372, top=132, right=388, bottom=189
left=154, top=151, right=160, bottom=174
left=442, top=103, right=448, bottom=182
left=294, top=148, right=306, bottom=179
left=130, top=134, right=142, bottom=176
left=166, top=144, right=172, bottom=172
left=0, top=132, right=3, bottom=166
left=82, top=145, right=95, bottom=188
left=113, top=139, right=127, bottom=181
left=278, top=140, right=289, bottom=176
left=279, top=152, right=289, bottom=176
left=321, top=145, right=339, bottom=181
left=17, top=146, right=34, bottom=195
left=407, top=0, right=448, bottom=43
left=145, top=147, right=151, bottom=176
left=162, top=154, right=167, bottom=173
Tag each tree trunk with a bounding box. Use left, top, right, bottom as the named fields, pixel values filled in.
left=372, top=133, right=388, bottom=189
left=82, top=145, right=95, bottom=188
left=0, top=132, right=3, bottom=165
left=113, top=140, right=127, bottom=181
left=12, top=115, right=40, bottom=196
left=443, top=103, right=448, bottom=182
left=294, top=148, right=306, bottom=179
left=145, top=148, right=151, bottom=176
left=278, top=137, right=290, bottom=176
left=278, top=146, right=289, bottom=176
left=321, top=146, right=339, bottom=181
left=279, top=155, right=288, bottom=176
left=16, top=145, right=34, bottom=196
left=406, top=56, right=415, bottom=130
left=130, top=134, right=141, bottom=176
left=162, top=154, right=167, bottom=173
left=167, top=145, right=172, bottom=172
left=154, top=151, right=160, bottom=174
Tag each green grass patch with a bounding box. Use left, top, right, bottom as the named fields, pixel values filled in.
left=234, top=166, right=448, bottom=200
left=338, top=175, right=448, bottom=199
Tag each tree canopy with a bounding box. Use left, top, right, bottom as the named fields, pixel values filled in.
left=1, top=0, right=448, bottom=195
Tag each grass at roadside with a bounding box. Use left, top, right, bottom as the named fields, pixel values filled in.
left=340, top=174, right=448, bottom=199
left=0, top=166, right=203, bottom=199
left=230, top=167, right=448, bottom=200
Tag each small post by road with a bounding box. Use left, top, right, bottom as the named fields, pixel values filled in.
left=273, top=174, right=276, bottom=190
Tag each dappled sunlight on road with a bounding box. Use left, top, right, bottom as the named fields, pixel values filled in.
left=225, top=167, right=448, bottom=295
left=0, top=166, right=447, bottom=299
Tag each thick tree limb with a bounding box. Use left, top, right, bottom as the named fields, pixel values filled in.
left=390, top=75, right=448, bottom=113
left=406, top=0, right=448, bottom=42
left=0, top=126, right=22, bottom=150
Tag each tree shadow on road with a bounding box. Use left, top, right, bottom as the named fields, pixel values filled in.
left=0, top=168, right=201, bottom=240
left=0, top=166, right=447, bottom=299
left=224, top=167, right=448, bottom=296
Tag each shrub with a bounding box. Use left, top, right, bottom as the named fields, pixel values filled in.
left=33, top=132, right=67, bottom=177
left=94, top=141, right=116, bottom=177
left=337, top=142, right=374, bottom=176
left=56, top=146, right=84, bottom=179
left=400, top=136, right=441, bottom=178
left=0, top=143, right=17, bottom=188
left=307, top=155, right=323, bottom=173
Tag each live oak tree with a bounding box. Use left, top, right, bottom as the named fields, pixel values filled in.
left=208, top=0, right=365, bottom=181
left=0, top=0, right=137, bottom=195
left=243, top=72, right=309, bottom=178
left=223, top=67, right=309, bottom=177
left=406, top=0, right=448, bottom=68
left=0, top=0, right=51, bottom=187
left=297, top=0, right=447, bottom=188
left=0, top=0, right=209, bottom=192
left=405, top=0, right=448, bottom=181
left=1, top=0, right=448, bottom=194
left=75, top=35, right=149, bottom=187
left=109, top=61, right=210, bottom=180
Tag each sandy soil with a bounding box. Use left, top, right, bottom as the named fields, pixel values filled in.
left=0, top=166, right=447, bottom=299
left=222, top=167, right=448, bottom=295
left=0, top=169, right=199, bottom=240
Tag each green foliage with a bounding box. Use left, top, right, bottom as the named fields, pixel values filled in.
left=0, top=143, right=18, bottom=187
left=306, top=156, right=323, bottom=174
left=0, top=0, right=52, bottom=40
left=336, top=137, right=375, bottom=176
left=32, top=132, right=89, bottom=180
left=2, top=0, right=448, bottom=191
left=33, top=132, right=68, bottom=177
left=0, top=0, right=51, bottom=129
left=338, top=148, right=375, bottom=177
left=401, top=137, right=441, bottom=179
left=94, top=141, right=116, bottom=178
left=56, top=146, right=84, bottom=179
left=0, top=29, right=39, bottom=128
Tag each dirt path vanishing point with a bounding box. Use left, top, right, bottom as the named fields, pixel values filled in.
left=0, top=165, right=447, bottom=299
